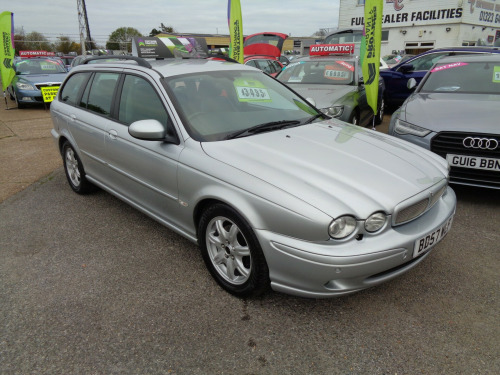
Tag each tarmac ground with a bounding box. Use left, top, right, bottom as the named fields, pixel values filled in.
left=1, top=96, right=499, bottom=374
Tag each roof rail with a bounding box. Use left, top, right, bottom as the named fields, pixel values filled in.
left=82, top=55, right=152, bottom=68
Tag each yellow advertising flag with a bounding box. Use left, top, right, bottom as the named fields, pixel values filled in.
left=227, top=0, right=244, bottom=64
left=361, top=0, right=383, bottom=116
left=0, top=11, right=16, bottom=92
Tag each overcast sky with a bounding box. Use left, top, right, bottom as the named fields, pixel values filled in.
left=6, top=0, right=341, bottom=44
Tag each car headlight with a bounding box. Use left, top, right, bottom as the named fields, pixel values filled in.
left=329, top=215, right=357, bottom=239
left=394, top=119, right=430, bottom=137
left=16, top=81, right=36, bottom=90
left=320, top=105, right=344, bottom=118
left=365, top=212, right=387, bottom=233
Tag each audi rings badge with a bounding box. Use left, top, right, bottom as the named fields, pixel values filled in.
left=463, top=137, right=499, bottom=150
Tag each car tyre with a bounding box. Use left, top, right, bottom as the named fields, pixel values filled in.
left=198, top=203, right=270, bottom=298
left=62, top=141, right=96, bottom=194
left=349, top=110, right=360, bottom=126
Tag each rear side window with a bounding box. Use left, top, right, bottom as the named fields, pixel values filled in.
left=59, top=72, right=91, bottom=106
left=118, top=75, right=169, bottom=126
left=84, top=72, right=120, bottom=116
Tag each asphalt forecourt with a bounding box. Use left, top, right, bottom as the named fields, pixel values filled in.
left=1, top=102, right=499, bottom=374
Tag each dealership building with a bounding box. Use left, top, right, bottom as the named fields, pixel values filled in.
left=337, top=0, right=500, bottom=55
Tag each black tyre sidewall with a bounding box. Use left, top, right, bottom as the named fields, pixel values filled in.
left=198, top=203, right=270, bottom=298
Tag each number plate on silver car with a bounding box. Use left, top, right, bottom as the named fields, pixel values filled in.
left=413, top=214, right=454, bottom=258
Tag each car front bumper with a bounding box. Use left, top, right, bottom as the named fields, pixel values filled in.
left=256, top=186, right=457, bottom=298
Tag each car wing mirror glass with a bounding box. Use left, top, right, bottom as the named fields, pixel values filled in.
left=407, top=78, right=418, bottom=90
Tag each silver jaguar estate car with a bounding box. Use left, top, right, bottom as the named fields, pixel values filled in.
left=50, top=56, right=456, bottom=298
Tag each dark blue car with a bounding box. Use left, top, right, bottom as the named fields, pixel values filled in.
left=381, top=46, right=500, bottom=109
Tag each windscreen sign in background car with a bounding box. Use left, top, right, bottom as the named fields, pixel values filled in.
left=389, top=54, right=500, bottom=189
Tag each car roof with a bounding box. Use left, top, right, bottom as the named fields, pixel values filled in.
left=70, top=56, right=258, bottom=78
left=392, top=46, right=500, bottom=68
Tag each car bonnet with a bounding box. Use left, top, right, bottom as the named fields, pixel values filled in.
left=201, top=120, right=447, bottom=218
left=286, top=84, right=357, bottom=109
left=402, top=93, right=500, bottom=134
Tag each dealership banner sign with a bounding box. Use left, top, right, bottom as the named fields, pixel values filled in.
left=0, top=11, right=15, bottom=92
left=361, top=0, right=383, bottom=117
left=227, top=0, right=244, bottom=64
left=132, top=36, right=208, bottom=59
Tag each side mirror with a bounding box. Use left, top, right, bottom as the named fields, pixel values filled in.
left=129, top=119, right=178, bottom=143
left=358, top=76, right=364, bottom=86
left=399, top=64, right=414, bottom=73
left=407, top=78, right=418, bottom=90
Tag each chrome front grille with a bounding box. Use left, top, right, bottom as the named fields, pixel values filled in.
left=394, top=198, right=429, bottom=225
left=393, top=181, right=447, bottom=226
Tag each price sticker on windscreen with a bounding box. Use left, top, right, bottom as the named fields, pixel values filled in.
left=234, top=79, right=272, bottom=102
left=493, top=66, right=500, bottom=83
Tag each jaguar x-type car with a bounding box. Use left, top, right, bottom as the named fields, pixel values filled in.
left=50, top=56, right=456, bottom=298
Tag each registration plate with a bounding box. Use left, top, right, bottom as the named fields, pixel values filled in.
left=413, top=215, right=454, bottom=258
left=447, top=154, right=500, bottom=172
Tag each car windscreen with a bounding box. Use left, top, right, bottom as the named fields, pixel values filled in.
left=277, top=60, right=355, bottom=85
left=420, top=60, right=500, bottom=95
left=164, top=70, right=321, bottom=142
left=15, top=59, right=67, bottom=75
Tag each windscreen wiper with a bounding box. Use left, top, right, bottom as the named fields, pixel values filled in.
left=304, top=113, right=329, bottom=124
left=226, top=120, right=301, bottom=140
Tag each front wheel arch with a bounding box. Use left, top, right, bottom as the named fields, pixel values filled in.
left=197, top=202, right=270, bottom=297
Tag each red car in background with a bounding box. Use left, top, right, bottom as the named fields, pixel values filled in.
left=243, top=32, right=288, bottom=76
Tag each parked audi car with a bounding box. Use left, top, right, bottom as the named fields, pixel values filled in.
left=389, top=54, right=500, bottom=189
left=277, top=55, right=385, bottom=126
left=8, top=57, right=68, bottom=108
left=381, top=46, right=500, bottom=109
left=50, top=56, right=456, bottom=298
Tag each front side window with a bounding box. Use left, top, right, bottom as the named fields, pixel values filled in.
left=165, top=70, right=321, bottom=142
left=84, top=72, right=120, bottom=116
left=404, top=53, right=448, bottom=71
left=59, top=72, right=91, bottom=105
left=118, top=75, right=169, bottom=126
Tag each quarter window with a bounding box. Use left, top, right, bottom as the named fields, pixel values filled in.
left=118, top=75, right=169, bottom=126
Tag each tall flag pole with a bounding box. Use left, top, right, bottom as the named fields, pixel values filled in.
left=0, top=11, right=16, bottom=109
left=360, top=0, right=383, bottom=130
left=227, top=0, right=244, bottom=64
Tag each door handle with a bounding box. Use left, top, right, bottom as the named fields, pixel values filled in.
left=108, top=129, right=118, bottom=140
left=70, top=114, right=76, bottom=121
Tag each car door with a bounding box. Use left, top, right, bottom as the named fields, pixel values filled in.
left=56, top=71, right=120, bottom=181
left=103, top=73, right=184, bottom=225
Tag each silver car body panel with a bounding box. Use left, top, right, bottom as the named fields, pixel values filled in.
left=51, top=58, right=457, bottom=298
